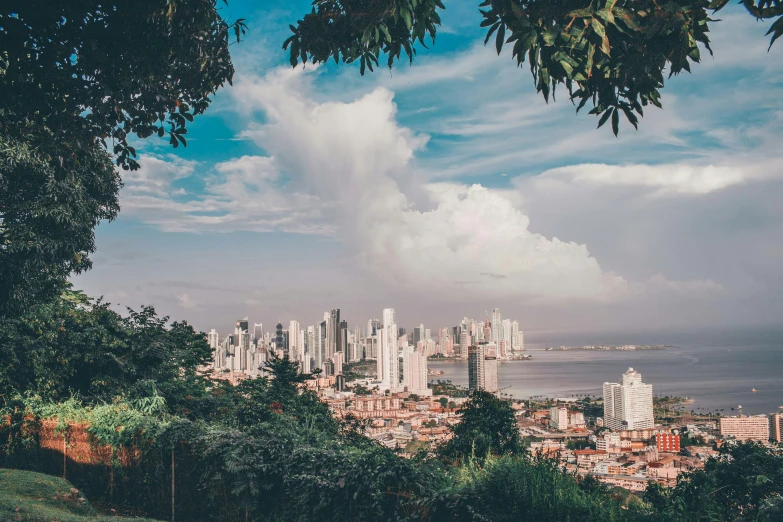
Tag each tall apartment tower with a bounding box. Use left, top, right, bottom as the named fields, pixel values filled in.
left=288, top=320, right=300, bottom=361
left=377, top=308, right=399, bottom=392
left=769, top=413, right=783, bottom=443
left=490, top=308, right=502, bottom=342
left=484, top=350, right=498, bottom=393
left=468, top=345, right=486, bottom=393
left=603, top=368, right=654, bottom=431
left=458, top=331, right=469, bottom=359
left=207, top=329, right=219, bottom=350
left=413, top=325, right=424, bottom=345
left=331, top=309, right=341, bottom=353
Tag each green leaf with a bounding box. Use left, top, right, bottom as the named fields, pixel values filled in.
left=597, top=109, right=612, bottom=128
left=484, top=22, right=500, bottom=45
left=496, top=24, right=506, bottom=55
left=611, top=107, right=619, bottom=136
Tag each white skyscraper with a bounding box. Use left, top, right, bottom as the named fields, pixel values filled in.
left=378, top=308, right=400, bottom=392
left=603, top=368, right=654, bottom=431
left=402, top=345, right=430, bottom=396
left=208, top=329, right=219, bottom=350
left=502, top=319, right=512, bottom=346
left=490, top=308, right=502, bottom=342
left=458, top=331, right=469, bottom=359
left=288, top=320, right=300, bottom=362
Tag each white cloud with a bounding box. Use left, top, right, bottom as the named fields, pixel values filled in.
left=230, top=67, right=625, bottom=300
left=176, top=293, right=202, bottom=309
left=537, top=163, right=749, bottom=196
left=123, top=154, right=196, bottom=196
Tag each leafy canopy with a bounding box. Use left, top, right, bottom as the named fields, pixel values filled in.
left=285, top=0, right=783, bottom=136
left=0, top=129, right=120, bottom=317
left=0, top=0, right=246, bottom=171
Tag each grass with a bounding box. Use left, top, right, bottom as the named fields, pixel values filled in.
left=0, top=469, right=162, bottom=522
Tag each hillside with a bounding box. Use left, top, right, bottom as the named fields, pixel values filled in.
left=0, top=469, right=161, bottom=522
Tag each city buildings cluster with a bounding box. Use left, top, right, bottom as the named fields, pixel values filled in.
left=207, top=307, right=525, bottom=393
left=206, top=321, right=781, bottom=494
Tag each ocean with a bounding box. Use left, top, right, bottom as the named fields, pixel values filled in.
left=428, top=326, right=783, bottom=415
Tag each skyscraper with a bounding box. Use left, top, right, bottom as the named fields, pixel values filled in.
left=339, top=319, right=348, bottom=354
left=331, top=309, right=341, bottom=353
left=490, top=308, right=502, bottom=342
left=207, top=329, right=219, bottom=350
left=275, top=323, right=283, bottom=350
left=459, top=330, right=469, bottom=359
left=378, top=308, right=399, bottom=392
left=603, top=368, right=654, bottom=431
left=468, top=345, right=485, bottom=392
left=413, top=324, right=423, bottom=344
left=288, top=320, right=300, bottom=361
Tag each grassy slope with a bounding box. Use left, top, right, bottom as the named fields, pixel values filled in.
left=0, top=469, right=161, bottom=522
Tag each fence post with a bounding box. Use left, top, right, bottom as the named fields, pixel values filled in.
left=171, top=447, right=175, bottom=522
left=62, top=430, right=67, bottom=480
left=110, top=447, right=114, bottom=500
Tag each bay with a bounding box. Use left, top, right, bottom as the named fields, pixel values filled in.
left=428, top=326, right=783, bottom=415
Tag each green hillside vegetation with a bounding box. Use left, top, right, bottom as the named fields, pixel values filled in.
left=0, top=469, right=161, bottom=522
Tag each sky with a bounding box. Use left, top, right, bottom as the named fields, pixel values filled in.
left=73, top=1, right=783, bottom=336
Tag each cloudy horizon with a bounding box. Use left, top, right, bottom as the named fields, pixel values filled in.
left=73, top=1, right=783, bottom=336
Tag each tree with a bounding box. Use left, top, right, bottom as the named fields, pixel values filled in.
left=1, top=0, right=246, bottom=171
left=0, top=288, right=212, bottom=412
left=285, top=0, right=782, bottom=136
left=0, top=131, right=120, bottom=317
left=0, top=0, right=246, bottom=317
left=439, top=390, right=521, bottom=464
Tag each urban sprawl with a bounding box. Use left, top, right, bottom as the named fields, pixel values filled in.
left=207, top=307, right=783, bottom=493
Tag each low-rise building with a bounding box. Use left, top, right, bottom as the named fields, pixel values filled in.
left=719, top=415, right=770, bottom=441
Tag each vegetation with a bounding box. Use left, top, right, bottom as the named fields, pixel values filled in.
left=430, top=379, right=469, bottom=398
left=285, top=1, right=782, bottom=136
left=0, top=469, right=161, bottom=521
left=439, top=390, right=522, bottom=464
left=0, top=0, right=246, bottom=317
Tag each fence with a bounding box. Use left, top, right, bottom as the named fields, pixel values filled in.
left=1, top=417, right=213, bottom=521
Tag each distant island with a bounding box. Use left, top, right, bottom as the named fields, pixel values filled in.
left=545, top=344, right=672, bottom=351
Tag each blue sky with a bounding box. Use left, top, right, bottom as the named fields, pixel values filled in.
left=74, top=1, right=783, bottom=335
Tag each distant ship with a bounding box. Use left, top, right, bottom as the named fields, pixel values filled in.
left=751, top=388, right=758, bottom=393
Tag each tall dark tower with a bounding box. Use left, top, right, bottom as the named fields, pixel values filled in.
left=339, top=320, right=348, bottom=354
left=331, top=309, right=341, bottom=352
left=275, top=323, right=284, bottom=350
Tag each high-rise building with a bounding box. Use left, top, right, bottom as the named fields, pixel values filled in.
left=288, top=320, right=300, bottom=361
left=332, top=351, right=344, bottom=375
left=378, top=308, right=399, bottom=392
left=490, top=308, right=502, bottom=342
left=770, top=413, right=783, bottom=443
left=413, top=325, right=424, bottom=345
left=458, top=331, right=469, bottom=359
left=484, top=350, right=498, bottom=393
left=331, top=309, right=341, bottom=353
left=424, top=328, right=431, bottom=342
left=339, top=319, right=348, bottom=354
left=275, top=323, right=284, bottom=350
left=207, top=329, right=219, bottom=350
left=252, top=323, right=263, bottom=343
left=468, top=345, right=485, bottom=393
left=603, top=368, right=654, bottom=431
left=402, top=345, right=430, bottom=396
